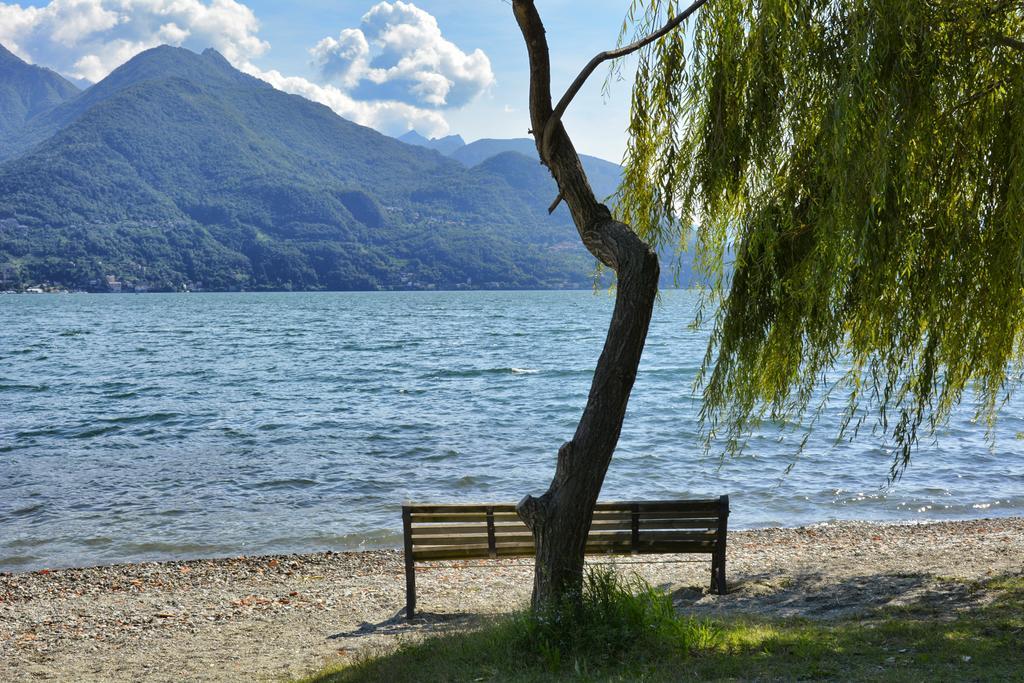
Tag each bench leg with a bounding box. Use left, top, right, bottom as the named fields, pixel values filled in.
left=712, top=552, right=726, bottom=595
left=405, top=561, right=416, bottom=619
left=714, top=496, right=729, bottom=595
left=402, top=506, right=416, bottom=619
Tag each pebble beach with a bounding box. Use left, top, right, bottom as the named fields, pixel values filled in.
left=2, top=517, right=1022, bottom=682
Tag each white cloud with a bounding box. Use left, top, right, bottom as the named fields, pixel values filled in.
left=158, top=23, right=191, bottom=46
left=49, top=2, right=118, bottom=46
left=0, top=0, right=268, bottom=81
left=310, top=28, right=369, bottom=89
left=243, top=64, right=450, bottom=138
left=311, top=1, right=494, bottom=110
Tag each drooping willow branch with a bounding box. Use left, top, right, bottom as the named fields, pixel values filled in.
left=539, top=0, right=709, bottom=164
left=617, top=0, right=1024, bottom=476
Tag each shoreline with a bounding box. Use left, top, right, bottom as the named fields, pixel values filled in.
left=7, top=511, right=1022, bottom=577
left=3, top=516, right=1023, bottom=682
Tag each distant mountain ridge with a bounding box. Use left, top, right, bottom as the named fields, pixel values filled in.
left=398, top=130, right=466, bottom=155
left=395, top=132, right=624, bottom=203
left=0, top=44, right=79, bottom=141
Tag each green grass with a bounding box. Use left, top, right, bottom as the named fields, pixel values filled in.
left=300, top=571, right=1024, bottom=682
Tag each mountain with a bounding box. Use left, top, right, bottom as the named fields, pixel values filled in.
left=398, top=129, right=431, bottom=146
left=448, top=137, right=537, bottom=167
left=448, top=137, right=623, bottom=201
left=398, top=130, right=466, bottom=155
left=66, top=76, right=94, bottom=90
left=0, top=46, right=594, bottom=292
left=0, top=43, right=79, bottom=141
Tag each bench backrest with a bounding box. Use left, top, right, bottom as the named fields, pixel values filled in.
left=403, top=497, right=729, bottom=563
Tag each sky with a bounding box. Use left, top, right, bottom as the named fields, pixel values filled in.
left=0, top=0, right=644, bottom=162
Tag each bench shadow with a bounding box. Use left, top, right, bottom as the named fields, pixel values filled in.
left=669, top=571, right=991, bottom=620
left=327, top=609, right=480, bottom=641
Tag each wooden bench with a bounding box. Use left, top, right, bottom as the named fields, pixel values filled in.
left=401, top=496, right=729, bottom=617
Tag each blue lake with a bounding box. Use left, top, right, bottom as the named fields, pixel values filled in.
left=1, top=290, right=1022, bottom=572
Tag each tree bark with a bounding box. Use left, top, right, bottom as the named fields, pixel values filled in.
left=512, top=0, right=661, bottom=609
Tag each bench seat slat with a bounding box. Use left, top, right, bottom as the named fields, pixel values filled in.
left=608, top=541, right=717, bottom=554
left=409, top=518, right=716, bottom=537
left=413, top=545, right=530, bottom=561
left=413, top=543, right=720, bottom=562
left=406, top=504, right=519, bottom=514
left=587, top=519, right=635, bottom=530
left=415, top=529, right=666, bottom=547
left=634, top=511, right=722, bottom=521
left=415, top=540, right=712, bottom=557
left=584, top=539, right=718, bottom=552
left=410, top=510, right=523, bottom=518
left=638, top=530, right=717, bottom=542
left=630, top=501, right=720, bottom=513
left=413, top=532, right=718, bottom=551
left=413, top=533, right=532, bottom=546
left=408, top=512, right=523, bottom=523
left=639, top=519, right=719, bottom=530
left=589, top=511, right=723, bottom=522
left=413, top=547, right=499, bottom=561
left=413, top=540, right=719, bottom=561
left=411, top=523, right=527, bottom=537
left=594, top=500, right=720, bottom=512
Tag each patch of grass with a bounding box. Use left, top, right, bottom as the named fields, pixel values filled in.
left=300, top=573, right=1024, bottom=682
left=510, top=568, right=721, bottom=673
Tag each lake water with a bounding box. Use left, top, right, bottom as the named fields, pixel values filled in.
left=2, top=290, right=1023, bottom=572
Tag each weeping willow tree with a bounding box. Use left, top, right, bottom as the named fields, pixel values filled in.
left=620, top=0, right=1024, bottom=471
left=512, top=0, right=1023, bottom=609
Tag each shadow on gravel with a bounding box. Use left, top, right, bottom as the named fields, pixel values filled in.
left=327, top=610, right=479, bottom=640
left=670, top=571, right=996, bottom=620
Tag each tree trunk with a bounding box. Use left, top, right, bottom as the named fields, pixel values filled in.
left=512, top=0, right=661, bottom=610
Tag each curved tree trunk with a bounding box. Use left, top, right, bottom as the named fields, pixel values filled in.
left=512, top=0, right=661, bottom=609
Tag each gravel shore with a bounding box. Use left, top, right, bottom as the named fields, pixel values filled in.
left=2, top=517, right=1022, bottom=682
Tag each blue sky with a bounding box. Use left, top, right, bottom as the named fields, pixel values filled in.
left=0, top=0, right=641, bottom=162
